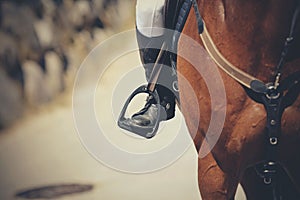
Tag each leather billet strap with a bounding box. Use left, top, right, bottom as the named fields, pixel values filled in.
left=200, top=20, right=300, bottom=103
left=191, top=0, right=265, bottom=91
left=200, top=25, right=260, bottom=89
left=194, top=0, right=300, bottom=95
left=200, top=25, right=300, bottom=95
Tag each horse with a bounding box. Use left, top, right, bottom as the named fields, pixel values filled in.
left=177, top=0, right=300, bottom=199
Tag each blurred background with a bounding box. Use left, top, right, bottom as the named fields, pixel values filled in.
left=0, top=0, right=134, bottom=128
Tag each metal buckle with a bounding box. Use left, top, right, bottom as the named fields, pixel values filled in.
left=172, top=81, right=179, bottom=92
left=266, top=84, right=280, bottom=100
left=264, top=177, right=272, bottom=185
left=270, top=137, right=278, bottom=145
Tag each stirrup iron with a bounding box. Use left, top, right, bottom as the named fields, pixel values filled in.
left=118, top=85, right=161, bottom=138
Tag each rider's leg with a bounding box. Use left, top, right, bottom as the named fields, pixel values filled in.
left=131, top=0, right=176, bottom=127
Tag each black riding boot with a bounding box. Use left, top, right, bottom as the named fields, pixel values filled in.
left=123, top=30, right=176, bottom=137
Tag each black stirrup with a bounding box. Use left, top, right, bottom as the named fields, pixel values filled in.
left=117, top=85, right=161, bottom=138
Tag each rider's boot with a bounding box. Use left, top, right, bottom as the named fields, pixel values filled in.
left=123, top=30, right=176, bottom=137
left=130, top=84, right=175, bottom=128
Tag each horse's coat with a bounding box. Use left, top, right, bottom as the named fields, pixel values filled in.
left=178, top=0, right=300, bottom=199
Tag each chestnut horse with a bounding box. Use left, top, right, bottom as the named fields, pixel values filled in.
left=177, top=0, right=300, bottom=199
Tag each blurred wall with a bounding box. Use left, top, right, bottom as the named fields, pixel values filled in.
left=0, top=0, right=135, bottom=129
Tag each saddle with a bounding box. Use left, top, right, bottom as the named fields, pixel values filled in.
left=164, top=0, right=186, bottom=30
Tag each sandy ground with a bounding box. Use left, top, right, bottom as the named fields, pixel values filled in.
left=0, top=29, right=246, bottom=200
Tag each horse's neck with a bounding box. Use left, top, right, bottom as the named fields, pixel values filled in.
left=199, top=0, right=299, bottom=83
